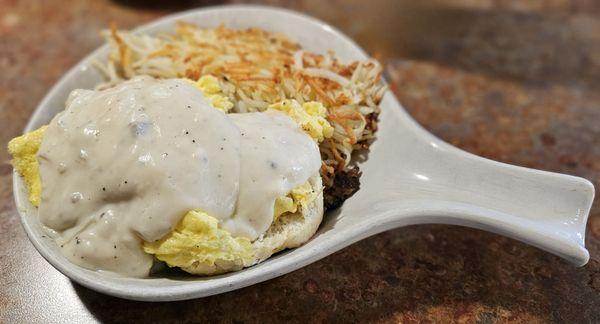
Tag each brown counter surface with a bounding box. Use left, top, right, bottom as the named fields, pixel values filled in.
left=1, top=0, right=599, bottom=322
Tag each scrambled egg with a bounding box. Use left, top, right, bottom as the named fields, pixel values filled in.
left=7, top=78, right=323, bottom=273
left=149, top=182, right=317, bottom=270
left=273, top=181, right=316, bottom=221
left=7, top=125, right=47, bottom=207
left=269, top=99, right=334, bottom=142
left=143, top=210, right=254, bottom=269
left=194, top=76, right=335, bottom=143
left=193, top=75, right=234, bottom=112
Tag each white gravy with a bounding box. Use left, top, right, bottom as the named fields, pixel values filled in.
left=37, top=77, right=320, bottom=277
left=223, top=112, right=321, bottom=239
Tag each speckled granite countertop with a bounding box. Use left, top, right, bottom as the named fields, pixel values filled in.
left=1, top=0, right=599, bottom=322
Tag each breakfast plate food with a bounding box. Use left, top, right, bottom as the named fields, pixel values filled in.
left=10, top=6, right=594, bottom=301
left=10, top=20, right=383, bottom=277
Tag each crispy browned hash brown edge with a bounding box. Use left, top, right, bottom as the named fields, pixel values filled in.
left=324, top=112, right=378, bottom=210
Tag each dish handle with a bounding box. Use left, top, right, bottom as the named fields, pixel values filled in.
left=369, top=118, right=595, bottom=266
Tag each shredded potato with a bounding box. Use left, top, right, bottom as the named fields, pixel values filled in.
left=98, top=22, right=386, bottom=189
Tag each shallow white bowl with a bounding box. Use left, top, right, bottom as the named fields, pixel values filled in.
left=14, top=5, right=594, bottom=301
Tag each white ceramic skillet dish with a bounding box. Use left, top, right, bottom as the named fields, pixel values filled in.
left=14, top=5, right=595, bottom=301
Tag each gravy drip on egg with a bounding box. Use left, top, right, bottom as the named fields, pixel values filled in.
left=37, top=77, right=320, bottom=277
left=224, top=112, right=321, bottom=239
